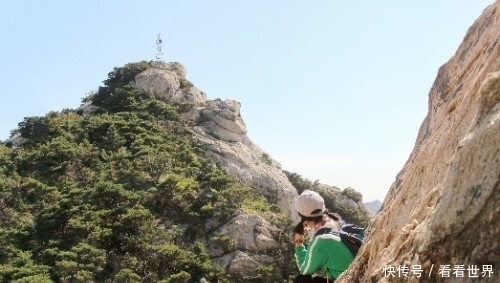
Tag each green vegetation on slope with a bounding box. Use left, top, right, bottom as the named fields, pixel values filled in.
left=0, top=62, right=291, bottom=283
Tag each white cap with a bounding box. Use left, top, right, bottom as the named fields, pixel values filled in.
left=295, top=190, right=326, bottom=217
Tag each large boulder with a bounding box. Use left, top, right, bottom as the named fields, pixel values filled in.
left=207, top=212, right=280, bottom=257
left=135, top=61, right=207, bottom=106
left=207, top=212, right=285, bottom=278
left=189, top=98, right=299, bottom=221
left=195, top=99, right=247, bottom=142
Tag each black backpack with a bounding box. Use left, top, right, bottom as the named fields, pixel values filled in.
left=314, top=223, right=365, bottom=256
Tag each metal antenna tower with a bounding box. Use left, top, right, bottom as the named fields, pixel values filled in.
left=155, top=33, right=164, bottom=61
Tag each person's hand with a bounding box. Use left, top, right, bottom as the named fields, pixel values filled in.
left=293, top=233, right=304, bottom=246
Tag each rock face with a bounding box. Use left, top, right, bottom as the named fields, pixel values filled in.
left=338, top=3, right=500, bottom=283
left=192, top=100, right=299, bottom=221
left=195, top=99, right=247, bottom=143
left=135, top=61, right=207, bottom=106
left=364, top=199, right=382, bottom=215
left=207, top=211, right=284, bottom=277
left=134, top=62, right=299, bottom=222
left=134, top=60, right=300, bottom=277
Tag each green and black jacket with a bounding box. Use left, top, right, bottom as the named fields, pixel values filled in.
left=294, top=221, right=355, bottom=280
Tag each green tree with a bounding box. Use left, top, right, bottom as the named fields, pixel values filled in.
left=0, top=251, right=52, bottom=283
left=54, top=243, right=106, bottom=283
left=342, top=187, right=363, bottom=202
left=114, top=268, right=141, bottom=283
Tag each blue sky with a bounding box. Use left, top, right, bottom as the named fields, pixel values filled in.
left=0, top=1, right=494, bottom=202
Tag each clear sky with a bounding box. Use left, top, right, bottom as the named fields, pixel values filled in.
left=0, top=1, right=494, bottom=202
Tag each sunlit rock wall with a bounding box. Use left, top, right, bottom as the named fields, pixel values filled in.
left=338, top=2, right=500, bottom=282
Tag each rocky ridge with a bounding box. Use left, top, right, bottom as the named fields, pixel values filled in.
left=134, top=60, right=300, bottom=277
left=338, top=2, right=500, bottom=282
left=134, top=61, right=299, bottom=222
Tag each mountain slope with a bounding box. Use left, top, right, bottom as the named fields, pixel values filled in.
left=0, top=61, right=370, bottom=282
left=364, top=199, right=382, bottom=215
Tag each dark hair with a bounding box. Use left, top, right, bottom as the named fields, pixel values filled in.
left=294, top=211, right=343, bottom=235
left=299, top=209, right=342, bottom=223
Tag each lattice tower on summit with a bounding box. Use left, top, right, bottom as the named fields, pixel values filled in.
left=155, top=33, right=164, bottom=61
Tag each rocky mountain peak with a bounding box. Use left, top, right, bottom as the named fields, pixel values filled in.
left=131, top=61, right=306, bottom=277
left=134, top=63, right=300, bottom=222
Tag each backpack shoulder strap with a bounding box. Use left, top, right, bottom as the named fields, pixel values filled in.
left=340, top=223, right=366, bottom=236
left=314, top=227, right=341, bottom=237
left=315, top=226, right=364, bottom=256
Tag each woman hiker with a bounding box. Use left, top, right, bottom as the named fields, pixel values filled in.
left=293, top=190, right=356, bottom=283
